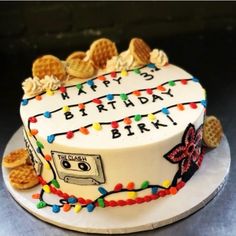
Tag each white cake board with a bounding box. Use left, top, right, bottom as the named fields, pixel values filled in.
left=2, top=127, right=231, bottom=234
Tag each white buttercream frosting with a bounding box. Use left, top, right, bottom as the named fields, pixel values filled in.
left=41, top=75, right=61, bottom=91
left=22, top=77, right=43, bottom=97
left=150, top=49, right=169, bottom=68
left=106, top=50, right=142, bottom=72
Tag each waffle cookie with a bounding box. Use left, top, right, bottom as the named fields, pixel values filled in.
left=66, top=58, right=95, bottom=79
left=89, top=38, right=118, bottom=69
left=2, top=148, right=28, bottom=168
left=9, top=164, right=39, bottom=190
left=32, top=55, right=66, bottom=81
left=129, top=38, right=151, bottom=65
left=66, top=51, right=86, bottom=63
left=203, top=116, right=223, bottom=148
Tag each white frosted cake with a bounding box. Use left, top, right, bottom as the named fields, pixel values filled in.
left=19, top=38, right=207, bottom=213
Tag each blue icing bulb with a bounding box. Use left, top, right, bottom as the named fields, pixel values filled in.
left=201, top=100, right=207, bottom=107
left=52, top=205, right=60, bottom=213
left=47, top=135, right=55, bottom=143
left=106, top=94, right=114, bottom=101
left=151, top=186, right=158, bottom=194
left=87, top=203, right=95, bottom=212
left=21, top=99, right=28, bottom=106
left=147, top=63, right=156, bottom=68
left=68, top=197, right=77, bottom=204
left=98, top=187, right=108, bottom=195
left=43, top=111, right=51, bottom=118
left=36, top=147, right=41, bottom=153
left=87, top=80, right=94, bottom=86
left=161, top=107, right=169, bottom=115
left=192, top=77, right=199, bottom=83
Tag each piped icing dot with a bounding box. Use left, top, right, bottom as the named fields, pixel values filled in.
left=133, top=68, right=140, bottom=74
left=98, top=198, right=105, bottom=208
left=21, top=99, right=28, bottom=106
left=76, top=83, right=83, bottom=90
left=51, top=179, right=60, bottom=188
left=162, top=179, right=171, bottom=188
left=87, top=80, right=94, bottom=87
left=46, top=89, right=54, bottom=96
left=78, top=103, right=85, bottom=109
left=32, top=193, right=40, bottom=199
left=98, top=186, right=108, bottom=195
left=92, top=122, right=102, bottom=131
left=30, top=129, right=38, bottom=136
left=192, top=77, right=199, bottom=83
left=43, top=184, right=50, bottom=193
left=87, top=203, right=95, bottom=212
left=114, top=183, right=123, bottom=192
left=36, top=201, right=47, bottom=209
left=168, top=81, right=175, bottom=86
left=80, top=127, right=89, bottom=135
left=134, top=114, right=142, bottom=121
left=43, top=111, right=51, bottom=118
left=177, top=104, right=185, bottom=111
left=111, top=121, right=119, bottom=129
left=110, top=71, right=116, bottom=78
left=62, top=106, right=70, bottom=113
left=74, top=204, right=82, bottom=213
left=127, top=182, right=135, bottom=190
left=59, top=86, right=66, bottom=93
left=52, top=205, right=60, bottom=213
left=120, top=93, right=128, bottom=101
left=141, top=180, right=149, bottom=189
left=127, top=191, right=137, bottom=199
left=146, top=88, right=153, bottom=95
left=157, top=85, right=166, bottom=91
left=45, top=162, right=50, bottom=170
left=92, top=98, right=102, bottom=104
left=121, top=69, right=128, bottom=77
left=161, top=107, right=170, bottom=115
left=147, top=63, right=156, bottom=68
left=106, top=94, right=114, bottom=101
left=66, top=131, right=74, bottom=139
left=151, top=186, right=158, bottom=194
left=29, top=116, right=37, bottom=123
left=36, top=141, right=44, bottom=149
left=181, top=79, right=188, bottom=85
left=98, top=75, right=106, bottom=81
left=68, top=197, right=77, bottom=204
left=190, top=102, right=197, bottom=109
left=45, top=154, right=52, bottom=161
left=35, top=95, right=42, bottom=101
left=123, top=117, right=132, bottom=125
left=132, top=90, right=141, bottom=96
left=47, top=135, right=55, bottom=143
left=148, top=113, right=156, bottom=121
left=201, top=100, right=207, bottom=107
left=63, top=204, right=71, bottom=212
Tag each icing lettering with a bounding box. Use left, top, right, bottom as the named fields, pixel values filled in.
left=113, top=77, right=122, bottom=84
left=103, top=80, right=110, bottom=87
left=123, top=99, right=135, bottom=108
left=90, top=85, right=97, bottom=92
left=61, top=92, right=70, bottom=100
left=107, top=101, right=116, bottom=110
left=97, top=104, right=108, bottom=113
left=79, top=109, right=88, bottom=117
left=111, top=129, right=121, bottom=139
left=162, top=88, right=173, bottom=97
left=140, top=72, right=154, bottom=81
left=64, top=111, right=74, bottom=120
left=152, top=94, right=163, bottom=102
left=78, top=89, right=86, bottom=95
left=138, top=97, right=149, bottom=104
left=151, top=120, right=168, bottom=129
left=124, top=125, right=135, bottom=136
left=137, top=123, right=151, bottom=133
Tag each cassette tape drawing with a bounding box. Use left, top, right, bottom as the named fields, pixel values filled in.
left=51, top=151, right=105, bottom=185
left=24, top=130, right=43, bottom=175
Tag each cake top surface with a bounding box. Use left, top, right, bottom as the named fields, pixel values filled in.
left=20, top=63, right=206, bottom=149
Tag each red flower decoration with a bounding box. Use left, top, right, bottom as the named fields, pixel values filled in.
left=163, top=123, right=203, bottom=176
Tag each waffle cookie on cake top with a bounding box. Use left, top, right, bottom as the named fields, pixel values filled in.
left=16, top=37, right=223, bottom=213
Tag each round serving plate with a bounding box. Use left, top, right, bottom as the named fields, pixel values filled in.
left=2, top=127, right=230, bottom=234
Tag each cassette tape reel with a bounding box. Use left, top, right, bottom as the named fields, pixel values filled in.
left=51, top=151, right=105, bottom=185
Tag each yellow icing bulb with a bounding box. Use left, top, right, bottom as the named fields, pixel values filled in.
left=127, top=191, right=137, bottom=199
left=162, top=179, right=171, bottom=188
left=43, top=184, right=50, bottom=193
left=74, top=204, right=82, bottom=213
left=148, top=113, right=156, bottom=121
left=46, top=89, right=54, bottom=96
left=92, top=122, right=102, bottom=131
left=121, top=69, right=128, bottom=77
left=62, top=106, right=70, bottom=113
left=45, top=162, right=50, bottom=170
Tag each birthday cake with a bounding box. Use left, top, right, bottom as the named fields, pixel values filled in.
left=18, top=38, right=208, bottom=213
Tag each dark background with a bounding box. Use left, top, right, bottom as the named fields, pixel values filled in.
left=0, top=2, right=236, bottom=236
